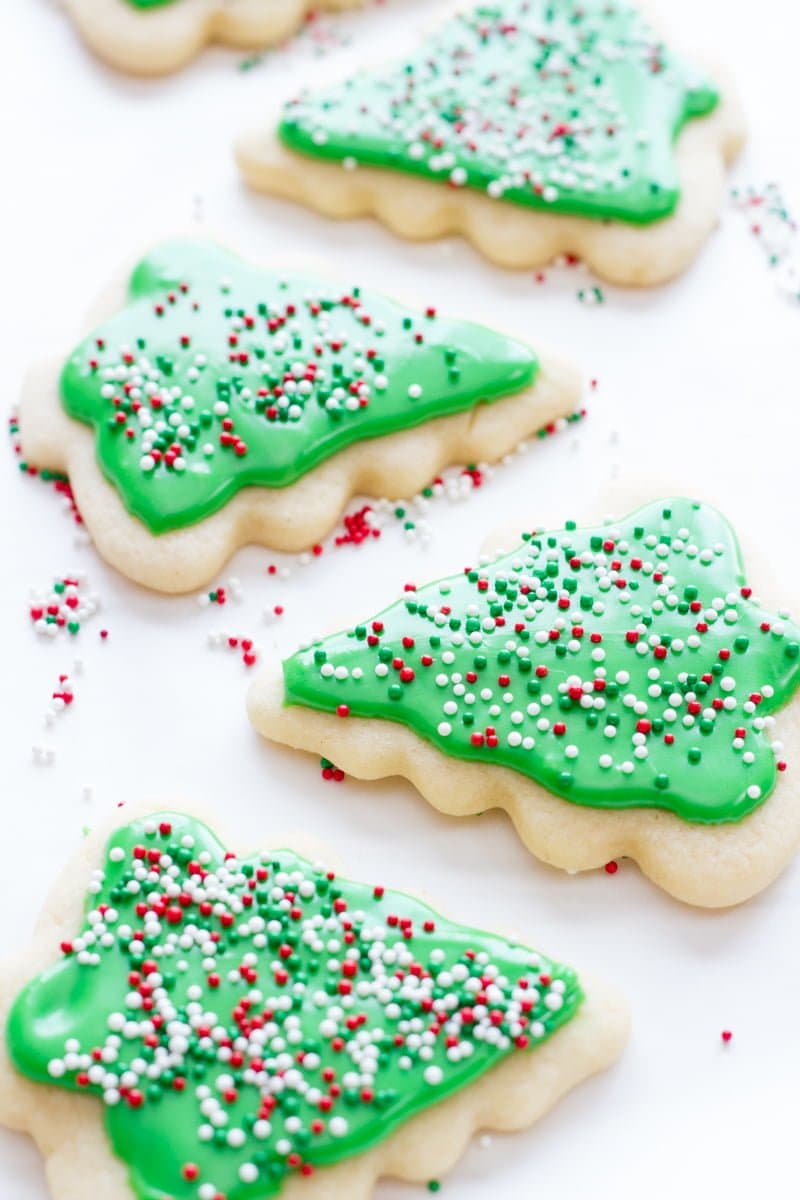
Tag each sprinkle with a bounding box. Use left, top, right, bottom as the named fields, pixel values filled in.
left=29, top=575, right=100, bottom=639
left=334, top=410, right=585, bottom=552
left=335, top=504, right=382, bottom=547
left=239, top=7, right=353, bottom=69
left=9, top=413, right=83, bottom=526
left=731, top=182, right=800, bottom=303
left=207, top=631, right=258, bottom=668
left=46, top=672, right=75, bottom=723
left=577, top=285, right=605, bottom=306
left=320, top=757, right=346, bottom=782
left=197, top=577, right=244, bottom=608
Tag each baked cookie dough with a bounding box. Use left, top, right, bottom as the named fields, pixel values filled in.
left=237, top=0, right=745, bottom=285
left=0, top=803, right=628, bottom=1199
left=64, top=0, right=366, bottom=76
left=18, top=237, right=580, bottom=593
left=249, top=497, right=800, bottom=907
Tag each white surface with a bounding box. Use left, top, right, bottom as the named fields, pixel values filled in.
left=2, top=1, right=800, bottom=1196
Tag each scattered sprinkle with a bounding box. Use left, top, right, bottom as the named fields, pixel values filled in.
left=731, top=182, right=800, bottom=302
left=207, top=631, right=259, bottom=668
left=577, top=285, right=605, bottom=305
left=332, top=410, right=587, bottom=552
left=239, top=9, right=353, bottom=70
left=320, top=757, right=345, bottom=782
left=335, top=504, right=382, bottom=547
left=46, top=672, right=75, bottom=723
left=33, top=669, right=78, bottom=762
left=29, top=575, right=99, bottom=638
left=197, top=578, right=243, bottom=608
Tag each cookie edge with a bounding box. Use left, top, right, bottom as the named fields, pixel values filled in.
left=65, top=0, right=366, bottom=76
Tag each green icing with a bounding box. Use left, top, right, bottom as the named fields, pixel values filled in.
left=60, top=239, right=537, bottom=534
left=8, top=813, right=582, bottom=1200
left=125, top=0, right=175, bottom=9
left=278, top=0, right=719, bottom=225
left=283, top=499, right=800, bottom=824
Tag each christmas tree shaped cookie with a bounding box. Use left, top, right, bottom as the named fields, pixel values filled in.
left=19, top=238, right=579, bottom=592
left=0, top=807, right=627, bottom=1200
left=250, top=498, right=800, bottom=906
left=237, top=0, right=745, bottom=285
left=63, top=0, right=368, bottom=76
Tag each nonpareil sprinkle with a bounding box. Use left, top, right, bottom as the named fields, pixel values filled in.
left=29, top=575, right=99, bottom=638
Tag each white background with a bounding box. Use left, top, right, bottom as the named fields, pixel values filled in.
left=3, top=0, right=800, bottom=1196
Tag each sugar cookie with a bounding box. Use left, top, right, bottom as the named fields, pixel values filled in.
left=18, top=238, right=580, bottom=593
left=249, top=497, right=800, bottom=906
left=65, top=0, right=365, bottom=76
left=0, top=805, right=627, bottom=1199
left=237, top=0, right=745, bottom=285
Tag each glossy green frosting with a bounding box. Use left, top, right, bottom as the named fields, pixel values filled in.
left=278, top=0, right=719, bottom=225
left=8, top=813, right=582, bottom=1199
left=126, top=0, right=174, bottom=9
left=283, top=500, right=800, bottom=823
left=60, top=239, right=537, bottom=534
